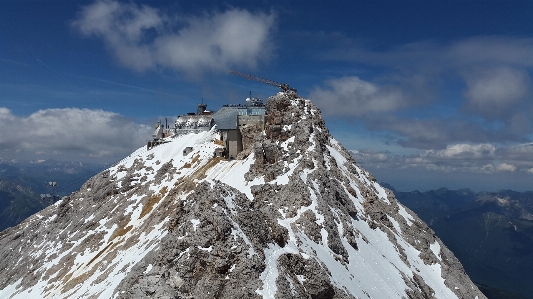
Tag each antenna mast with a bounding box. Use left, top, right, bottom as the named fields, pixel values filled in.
left=229, top=70, right=297, bottom=93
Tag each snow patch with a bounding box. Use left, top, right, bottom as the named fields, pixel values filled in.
left=397, top=205, right=414, bottom=226
left=144, top=264, right=153, bottom=274
left=190, top=219, right=200, bottom=231
left=430, top=241, right=442, bottom=261
left=198, top=246, right=213, bottom=252
left=255, top=243, right=299, bottom=298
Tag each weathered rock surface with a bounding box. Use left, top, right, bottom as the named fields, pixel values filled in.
left=0, top=92, right=485, bottom=299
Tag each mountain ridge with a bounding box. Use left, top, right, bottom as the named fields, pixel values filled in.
left=0, top=92, right=485, bottom=298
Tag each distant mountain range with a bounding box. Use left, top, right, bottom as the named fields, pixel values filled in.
left=0, top=159, right=106, bottom=231
left=387, top=185, right=533, bottom=299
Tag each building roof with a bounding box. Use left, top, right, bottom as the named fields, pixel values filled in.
left=213, top=107, right=240, bottom=130
left=213, top=105, right=266, bottom=130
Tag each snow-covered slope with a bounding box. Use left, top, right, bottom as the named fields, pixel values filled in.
left=0, top=92, right=485, bottom=299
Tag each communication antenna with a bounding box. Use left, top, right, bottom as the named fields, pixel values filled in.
left=229, top=70, right=297, bottom=93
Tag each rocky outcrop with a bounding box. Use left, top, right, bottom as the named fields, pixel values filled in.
left=0, top=92, right=485, bottom=299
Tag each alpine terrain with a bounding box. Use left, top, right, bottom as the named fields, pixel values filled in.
left=394, top=188, right=533, bottom=299
left=0, top=92, right=485, bottom=299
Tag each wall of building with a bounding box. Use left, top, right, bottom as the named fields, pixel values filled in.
left=226, top=129, right=242, bottom=159
left=175, top=115, right=214, bottom=136
left=238, top=115, right=265, bottom=130
left=215, top=102, right=266, bottom=159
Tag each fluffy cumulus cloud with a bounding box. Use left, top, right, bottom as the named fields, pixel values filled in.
left=311, top=35, right=533, bottom=157
left=72, top=0, right=275, bottom=74
left=350, top=143, right=533, bottom=174
left=316, top=36, right=533, bottom=119
left=0, top=108, right=151, bottom=162
left=462, top=67, right=530, bottom=117
left=425, top=143, right=496, bottom=159
left=496, top=163, right=517, bottom=172
left=308, top=76, right=406, bottom=117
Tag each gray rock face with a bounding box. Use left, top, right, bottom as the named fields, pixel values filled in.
left=0, top=92, right=485, bottom=299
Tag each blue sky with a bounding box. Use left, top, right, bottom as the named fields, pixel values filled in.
left=1, top=0, right=532, bottom=191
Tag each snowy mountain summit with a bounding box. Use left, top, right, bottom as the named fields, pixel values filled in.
left=0, top=92, right=485, bottom=299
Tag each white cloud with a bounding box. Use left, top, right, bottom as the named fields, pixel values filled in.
left=0, top=108, right=15, bottom=120
left=528, top=168, right=533, bottom=174
left=425, top=143, right=496, bottom=159
left=72, top=1, right=275, bottom=74
left=463, top=67, right=530, bottom=117
left=480, top=164, right=495, bottom=173
left=350, top=143, right=533, bottom=174
left=0, top=108, right=151, bottom=162
left=319, top=35, right=533, bottom=121
left=496, top=163, right=517, bottom=172
left=309, top=76, right=405, bottom=117
left=498, top=142, right=533, bottom=157
left=349, top=149, right=390, bottom=163
left=448, top=36, right=533, bottom=67
left=324, top=35, right=533, bottom=69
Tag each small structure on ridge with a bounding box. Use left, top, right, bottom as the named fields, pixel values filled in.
left=213, top=96, right=266, bottom=159
left=174, top=103, right=215, bottom=135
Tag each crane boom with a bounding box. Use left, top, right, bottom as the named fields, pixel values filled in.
left=229, top=70, right=297, bottom=93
